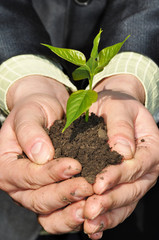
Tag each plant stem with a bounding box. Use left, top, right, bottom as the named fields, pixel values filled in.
left=85, top=74, right=94, bottom=122
left=89, top=74, right=93, bottom=90
left=85, top=110, right=89, bottom=122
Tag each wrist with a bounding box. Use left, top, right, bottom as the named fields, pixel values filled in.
left=7, top=75, right=69, bottom=111
left=94, top=74, right=145, bottom=104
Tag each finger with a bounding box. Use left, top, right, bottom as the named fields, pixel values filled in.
left=13, top=95, right=63, bottom=164
left=85, top=172, right=157, bottom=220
left=84, top=202, right=137, bottom=235
left=93, top=133, right=159, bottom=194
left=10, top=177, right=93, bottom=214
left=0, top=156, right=82, bottom=192
left=88, top=232, right=103, bottom=240
left=38, top=200, right=85, bottom=234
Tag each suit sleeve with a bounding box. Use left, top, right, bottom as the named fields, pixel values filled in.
left=99, top=0, right=159, bottom=66
left=0, top=0, right=52, bottom=64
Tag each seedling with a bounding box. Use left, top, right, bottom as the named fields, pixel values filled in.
left=42, top=29, right=129, bottom=132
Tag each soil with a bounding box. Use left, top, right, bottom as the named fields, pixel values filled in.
left=48, top=113, right=122, bottom=184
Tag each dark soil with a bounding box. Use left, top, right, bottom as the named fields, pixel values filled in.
left=48, top=113, right=122, bottom=184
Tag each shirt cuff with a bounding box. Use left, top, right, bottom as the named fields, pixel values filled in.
left=91, top=52, right=159, bottom=116
left=0, top=54, right=77, bottom=113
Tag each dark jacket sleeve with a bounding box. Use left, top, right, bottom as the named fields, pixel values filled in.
left=0, top=0, right=52, bottom=64
left=99, top=0, right=159, bottom=66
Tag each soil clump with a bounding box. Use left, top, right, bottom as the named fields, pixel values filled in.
left=49, top=113, right=122, bottom=184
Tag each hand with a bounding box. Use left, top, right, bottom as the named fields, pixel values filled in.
left=0, top=75, right=93, bottom=234
left=83, top=75, right=159, bottom=239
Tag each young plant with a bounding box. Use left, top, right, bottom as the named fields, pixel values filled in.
left=42, top=30, right=129, bottom=132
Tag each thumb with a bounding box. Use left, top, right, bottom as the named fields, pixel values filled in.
left=105, top=108, right=136, bottom=160
left=13, top=102, right=57, bottom=164
left=29, top=137, right=54, bottom=164
left=110, top=137, right=134, bottom=160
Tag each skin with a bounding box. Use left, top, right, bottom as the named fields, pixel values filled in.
left=1, top=74, right=159, bottom=237
left=0, top=75, right=93, bottom=233
left=84, top=75, right=159, bottom=239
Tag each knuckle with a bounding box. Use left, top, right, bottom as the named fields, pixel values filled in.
left=23, top=164, right=40, bottom=189
left=31, top=192, right=46, bottom=214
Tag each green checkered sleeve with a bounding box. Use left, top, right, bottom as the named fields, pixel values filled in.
left=0, top=52, right=159, bottom=116
left=91, top=52, right=159, bottom=116
left=0, top=54, right=77, bottom=113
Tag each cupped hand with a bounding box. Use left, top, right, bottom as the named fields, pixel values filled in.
left=83, top=75, right=159, bottom=239
left=0, top=76, right=93, bottom=234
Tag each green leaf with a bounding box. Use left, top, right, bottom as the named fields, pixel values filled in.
left=90, top=28, right=103, bottom=59
left=41, top=44, right=86, bottom=66
left=72, top=65, right=90, bottom=80
left=62, top=90, right=98, bottom=132
left=96, top=35, right=130, bottom=73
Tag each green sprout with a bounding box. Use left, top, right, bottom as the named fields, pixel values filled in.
left=42, top=29, right=130, bottom=132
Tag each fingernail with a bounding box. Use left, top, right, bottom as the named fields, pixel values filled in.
left=64, top=166, right=81, bottom=178
left=76, top=208, right=84, bottom=221
left=88, top=232, right=103, bottom=239
left=113, top=139, right=133, bottom=159
left=93, top=222, right=105, bottom=234
left=71, top=188, right=89, bottom=200
left=31, top=142, right=52, bottom=164
left=91, top=207, right=105, bottom=220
